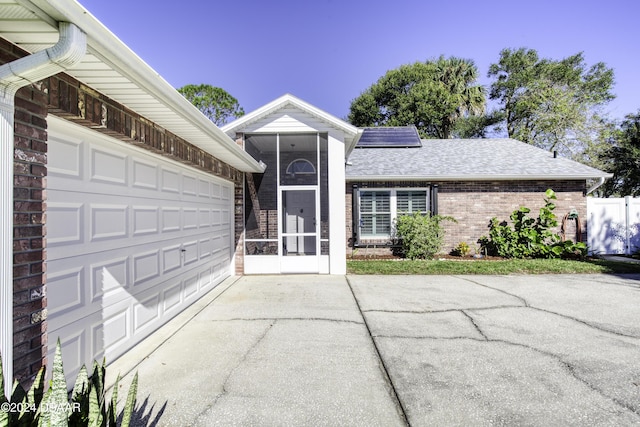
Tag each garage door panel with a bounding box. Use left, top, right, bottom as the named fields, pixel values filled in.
left=49, top=327, right=86, bottom=381
left=90, top=256, right=129, bottom=302
left=48, top=136, right=82, bottom=177
left=183, top=240, right=199, bottom=265
left=100, top=309, right=130, bottom=355
left=47, top=201, right=84, bottom=246
left=90, top=146, right=128, bottom=185
left=132, top=249, right=160, bottom=285
left=183, top=208, right=198, bottom=230
left=47, top=118, right=233, bottom=384
left=160, top=169, right=180, bottom=193
left=132, top=206, right=159, bottom=236
left=162, top=282, right=183, bottom=314
left=90, top=204, right=128, bottom=241
left=132, top=159, right=158, bottom=190
left=47, top=266, right=84, bottom=316
left=162, top=245, right=182, bottom=274
left=183, top=273, right=199, bottom=300
left=133, top=294, right=161, bottom=332
left=161, top=208, right=181, bottom=232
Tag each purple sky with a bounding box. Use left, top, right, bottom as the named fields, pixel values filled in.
left=81, top=0, right=639, bottom=124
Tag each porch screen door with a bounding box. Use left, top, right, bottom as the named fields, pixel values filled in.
left=281, top=189, right=319, bottom=272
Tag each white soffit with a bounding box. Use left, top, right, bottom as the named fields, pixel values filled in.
left=0, top=0, right=264, bottom=173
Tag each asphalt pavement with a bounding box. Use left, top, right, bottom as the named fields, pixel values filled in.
left=108, top=273, right=640, bottom=426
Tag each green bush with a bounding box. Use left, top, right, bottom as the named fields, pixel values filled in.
left=479, top=189, right=587, bottom=259
left=1, top=339, right=137, bottom=427
left=393, top=212, right=455, bottom=259
left=451, top=242, right=471, bottom=257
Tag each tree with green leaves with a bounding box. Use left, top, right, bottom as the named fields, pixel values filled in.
left=488, top=48, right=615, bottom=154
left=177, top=84, right=244, bottom=126
left=599, top=112, right=640, bottom=196
left=348, top=56, right=485, bottom=139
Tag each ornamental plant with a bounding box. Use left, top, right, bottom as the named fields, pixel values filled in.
left=451, top=242, right=471, bottom=257
left=478, top=189, right=587, bottom=259
left=0, top=339, right=137, bottom=427
left=393, top=212, right=456, bottom=259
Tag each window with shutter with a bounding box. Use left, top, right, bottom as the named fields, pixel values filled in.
left=397, top=190, right=427, bottom=214
left=357, top=188, right=430, bottom=240
left=360, top=191, right=391, bottom=237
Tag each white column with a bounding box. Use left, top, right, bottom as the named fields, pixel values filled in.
left=0, top=90, right=15, bottom=397
left=328, top=133, right=347, bottom=274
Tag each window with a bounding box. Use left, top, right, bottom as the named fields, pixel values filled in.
left=397, top=190, right=427, bottom=214
left=357, top=188, right=429, bottom=239
left=286, top=159, right=316, bottom=175
left=360, top=191, right=391, bottom=237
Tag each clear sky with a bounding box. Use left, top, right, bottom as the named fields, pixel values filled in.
left=81, top=0, right=639, bottom=124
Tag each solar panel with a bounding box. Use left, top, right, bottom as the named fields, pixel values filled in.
left=356, top=126, right=422, bottom=148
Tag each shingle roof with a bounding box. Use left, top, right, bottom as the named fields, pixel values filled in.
left=346, top=138, right=611, bottom=180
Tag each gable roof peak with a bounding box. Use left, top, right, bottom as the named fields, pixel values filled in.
left=221, top=93, right=360, bottom=137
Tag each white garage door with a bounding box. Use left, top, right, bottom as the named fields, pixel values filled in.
left=46, top=117, right=233, bottom=380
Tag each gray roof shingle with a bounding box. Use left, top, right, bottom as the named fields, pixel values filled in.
left=346, top=138, right=610, bottom=180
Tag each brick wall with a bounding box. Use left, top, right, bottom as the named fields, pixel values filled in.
left=1, top=36, right=49, bottom=386
left=12, top=82, right=49, bottom=384
left=346, top=180, right=587, bottom=256
left=437, top=180, right=587, bottom=252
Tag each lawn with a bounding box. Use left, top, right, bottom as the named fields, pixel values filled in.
left=347, top=258, right=640, bottom=275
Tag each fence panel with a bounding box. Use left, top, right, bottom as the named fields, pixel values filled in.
left=587, top=197, right=640, bottom=255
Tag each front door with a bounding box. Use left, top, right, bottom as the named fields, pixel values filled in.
left=281, top=189, right=319, bottom=272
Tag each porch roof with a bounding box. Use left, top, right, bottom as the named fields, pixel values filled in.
left=346, top=138, right=613, bottom=181
left=221, top=94, right=363, bottom=153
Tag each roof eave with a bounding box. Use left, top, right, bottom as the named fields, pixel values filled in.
left=345, top=174, right=613, bottom=182
left=222, top=94, right=360, bottom=141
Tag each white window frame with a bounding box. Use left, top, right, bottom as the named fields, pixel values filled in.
left=357, top=188, right=430, bottom=239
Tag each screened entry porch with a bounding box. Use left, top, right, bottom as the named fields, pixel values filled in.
left=243, top=133, right=330, bottom=273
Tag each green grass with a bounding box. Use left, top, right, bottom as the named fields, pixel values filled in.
left=347, top=258, right=640, bottom=275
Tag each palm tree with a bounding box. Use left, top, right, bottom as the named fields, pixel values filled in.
left=432, top=56, right=485, bottom=138
left=348, top=56, right=486, bottom=139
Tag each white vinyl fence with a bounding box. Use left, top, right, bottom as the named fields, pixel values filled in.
left=587, top=196, right=640, bottom=255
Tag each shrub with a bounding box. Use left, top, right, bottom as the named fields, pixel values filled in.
left=479, top=189, right=587, bottom=259
left=0, top=339, right=137, bottom=427
left=451, top=242, right=471, bottom=257
left=393, top=212, right=455, bottom=259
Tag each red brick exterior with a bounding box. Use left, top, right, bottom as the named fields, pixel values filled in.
left=3, top=37, right=242, bottom=386
left=12, top=83, right=49, bottom=384
left=346, top=180, right=587, bottom=256
left=2, top=36, right=49, bottom=385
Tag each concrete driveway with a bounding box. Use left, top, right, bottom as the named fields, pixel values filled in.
left=110, top=273, right=640, bottom=426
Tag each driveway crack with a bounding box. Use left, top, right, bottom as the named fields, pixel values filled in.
left=346, top=276, right=410, bottom=426
left=461, top=310, right=488, bottom=340
left=373, top=334, right=639, bottom=417
left=455, top=276, right=530, bottom=307
left=526, top=306, right=640, bottom=339
left=193, top=320, right=275, bottom=422
left=363, top=305, right=524, bottom=315
left=457, top=276, right=640, bottom=339
left=211, top=317, right=363, bottom=325
left=488, top=338, right=640, bottom=417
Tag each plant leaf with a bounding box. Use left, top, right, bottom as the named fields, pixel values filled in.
left=88, top=384, right=102, bottom=427
left=49, top=339, right=69, bottom=427
left=28, top=366, right=46, bottom=410
left=119, top=372, right=138, bottom=427
left=107, top=374, right=120, bottom=427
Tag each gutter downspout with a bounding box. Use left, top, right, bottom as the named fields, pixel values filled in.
left=0, top=22, right=85, bottom=397
left=586, top=177, right=606, bottom=195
